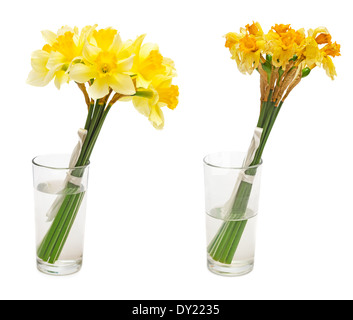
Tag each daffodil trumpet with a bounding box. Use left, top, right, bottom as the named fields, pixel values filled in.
left=28, top=25, right=179, bottom=265
left=208, top=23, right=340, bottom=265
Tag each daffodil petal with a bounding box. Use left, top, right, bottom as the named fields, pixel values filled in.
left=27, top=68, right=56, bottom=87
left=149, top=104, right=164, bottom=130
left=78, top=25, right=97, bottom=48
left=136, top=74, right=151, bottom=89
left=152, top=75, right=172, bottom=89
left=54, top=70, right=69, bottom=89
left=323, top=56, right=337, bottom=80
left=47, top=52, right=66, bottom=70
left=116, top=54, right=135, bottom=72
left=27, top=70, right=47, bottom=87
left=109, top=33, right=123, bottom=53
left=57, top=25, right=75, bottom=36
left=140, top=43, right=159, bottom=60
left=109, top=74, right=136, bottom=95
left=119, top=39, right=135, bottom=60
left=82, top=42, right=101, bottom=64
left=131, top=34, right=146, bottom=57
left=31, top=50, right=50, bottom=73
left=310, top=27, right=330, bottom=39
left=132, top=96, right=151, bottom=117
left=41, top=30, right=57, bottom=46
left=69, top=63, right=96, bottom=83
left=87, top=77, right=110, bottom=99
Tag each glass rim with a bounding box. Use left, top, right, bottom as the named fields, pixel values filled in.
left=32, top=154, right=90, bottom=170
left=203, top=151, right=263, bottom=170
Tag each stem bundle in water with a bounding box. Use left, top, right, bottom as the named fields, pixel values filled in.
left=208, top=84, right=284, bottom=264
left=37, top=100, right=111, bottom=264
left=208, top=181, right=253, bottom=264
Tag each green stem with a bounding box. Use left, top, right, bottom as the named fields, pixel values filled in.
left=77, top=100, right=103, bottom=166
left=208, top=221, right=227, bottom=255
left=42, top=194, right=77, bottom=262
left=225, top=220, right=247, bottom=264
left=37, top=194, right=73, bottom=259
left=208, top=94, right=284, bottom=265
left=79, top=105, right=112, bottom=165
left=251, top=101, right=282, bottom=166
left=217, top=222, right=242, bottom=262
left=37, top=100, right=113, bottom=264
left=49, top=192, right=86, bottom=263
left=84, top=102, right=95, bottom=131
left=257, top=91, right=273, bottom=128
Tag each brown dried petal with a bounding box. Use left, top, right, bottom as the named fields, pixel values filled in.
left=281, top=64, right=303, bottom=103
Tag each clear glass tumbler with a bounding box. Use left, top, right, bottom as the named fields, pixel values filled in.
left=32, top=154, right=90, bottom=276
left=204, top=152, right=263, bottom=276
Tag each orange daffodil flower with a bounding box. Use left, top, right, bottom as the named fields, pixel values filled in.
left=301, top=27, right=341, bottom=79
left=225, top=22, right=340, bottom=80
left=225, top=22, right=266, bottom=75
left=209, top=23, right=341, bottom=268
left=27, top=25, right=179, bottom=129
left=266, top=24, right=305, bottom=69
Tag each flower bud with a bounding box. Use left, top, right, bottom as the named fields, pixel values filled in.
left=302, top=67, right=311, bottom=78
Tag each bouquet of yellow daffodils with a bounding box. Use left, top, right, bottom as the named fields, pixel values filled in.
left=28, top=25, right=179, bottom=264
left=208, top=22, right=340, bottom=265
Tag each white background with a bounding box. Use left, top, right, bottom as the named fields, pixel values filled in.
left=0, top=0, right=352, bottom=300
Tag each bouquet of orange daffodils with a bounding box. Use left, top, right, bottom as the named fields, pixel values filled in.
left=208, top=22, right=340, bottom=265
left=28, top=25, right=179, bottom=264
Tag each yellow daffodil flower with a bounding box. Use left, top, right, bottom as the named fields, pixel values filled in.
left=28, top=25, right=179, bottom=130
left=245, top=22, right=264, bottom=37
left=225, top=22, right=340, bottom=82
left=115, top=34, right=178, bottom=129
left=266, top=24, right=305, bottom=69
left=308, top=27, right=332, bottom=44
left=320, top=42, right=341, bottom=79
left=225, top=22, right=266, bottom=75
left=322, top=41, right=341, bottom=58
left=69, top=27, right=136, bottom=100
left=27, top=26, right=95, bottom=89
left=132, top=75, right=179, bottom=129
left=27, top=50, right=57, bottom=87
left=298, top=27, right=341, bottom=79
left=297, top=36, right=321, bottom=69
left=125, top=34, right=176, bottom=89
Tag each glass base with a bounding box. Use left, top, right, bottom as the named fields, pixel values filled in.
left=36, top=258, right=82, bottom=276
left=207, top=256, right=254, bottom=277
